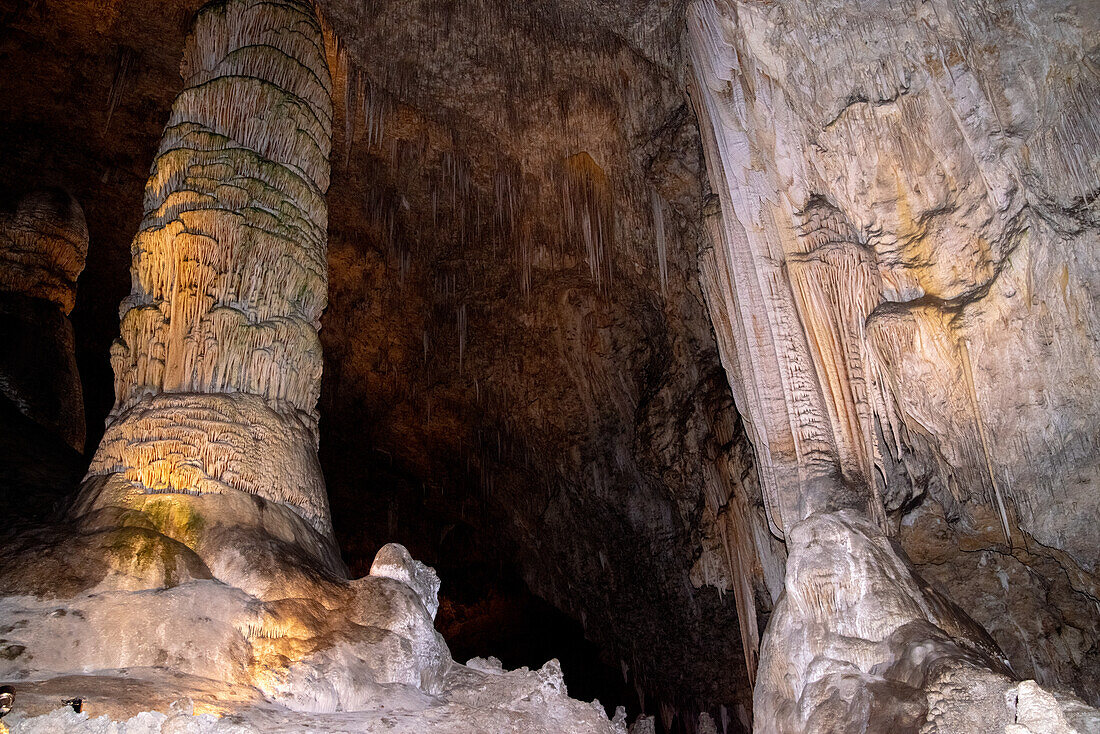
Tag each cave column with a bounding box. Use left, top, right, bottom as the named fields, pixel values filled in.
left=0, top=189, right=88, bottom=451
left=74, top=0, right=341, bottom=574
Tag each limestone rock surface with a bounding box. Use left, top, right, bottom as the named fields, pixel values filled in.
left=756, top=511, right=1100, bottom=734
left=0, top=535, right=622, bottom=733
left=688, top=0, right=1100, bottom=711
left=0, top=187, right=87, bottom=314
left=370, top=542, right=442, bottom=620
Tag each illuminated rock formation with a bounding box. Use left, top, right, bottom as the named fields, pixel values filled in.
left=0, top=188, right=87, bottom=451
left=77, top=0, right=337, bottom=558
left=689, top=0, right=1100, bottom=542
left=0, top=538, right=623, bottom=732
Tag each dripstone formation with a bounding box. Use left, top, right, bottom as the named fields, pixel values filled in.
left=0, top=0, right=1097, bottom=731
left=0, top=188, right=88, bottom=452
left=78, top=0, right=337, bottom=554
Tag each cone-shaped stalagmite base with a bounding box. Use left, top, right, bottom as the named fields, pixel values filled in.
left=78, top=0, right=337, bottom=556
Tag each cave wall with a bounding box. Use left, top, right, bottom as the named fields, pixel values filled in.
left=0, top=3, right=636, bottom=729
left=686, top=0, right=1100, bottom=726
left=289, top=0, right=765, bottom=720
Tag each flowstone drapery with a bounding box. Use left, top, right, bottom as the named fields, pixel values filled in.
left=687, top=0, right=1100, bottom=730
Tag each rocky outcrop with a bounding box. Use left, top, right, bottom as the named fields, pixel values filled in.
left=0, top=540, right=623, bottom=733
left=0, top=188, right=87, bottom=451
left=757, top=511, right=1099, bottom=733
left=687, top=0, right=1100, bottom=725
left=689, top=0, right=1100, bottom=542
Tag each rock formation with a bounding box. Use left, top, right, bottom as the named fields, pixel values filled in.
left=0, top=1, right=626, bottom=730
left=75, top=0, right=337, bottom=558
left=0, top=188, right=87, bottom=452
left=688, top=0, right=1100, bottom=729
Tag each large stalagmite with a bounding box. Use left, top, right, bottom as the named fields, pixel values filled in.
left=75, top=0, right=338, bottom=559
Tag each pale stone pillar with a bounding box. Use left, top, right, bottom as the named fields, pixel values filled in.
left=76, top=0, right=340, bottom=573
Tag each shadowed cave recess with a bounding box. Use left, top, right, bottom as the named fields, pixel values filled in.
left=0, top=0, right=1098, bottom=732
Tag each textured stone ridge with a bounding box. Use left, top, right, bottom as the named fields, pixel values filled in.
left=0, top=540, right=624, bottom=733
left=83, top=0, right=336, bottom=538
left=83, top=393, right=330, bottom=535
left=370, top=542, right=443, bottom=620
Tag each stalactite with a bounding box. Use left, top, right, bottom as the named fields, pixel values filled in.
left=651, top=188, right=668, bottom=296
left=562, top=151, right=614, bottom=289
left=865, top=302, right=1001, bottom=513
left=457, top=302, right=467, bottom=371
left=959, top=337, right=1012, bottom=545
left=787, top=196, right=888, bottom=527
left=692, top=449, right=765, bottom=690
left=103, top=46, right=135, bottom=135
